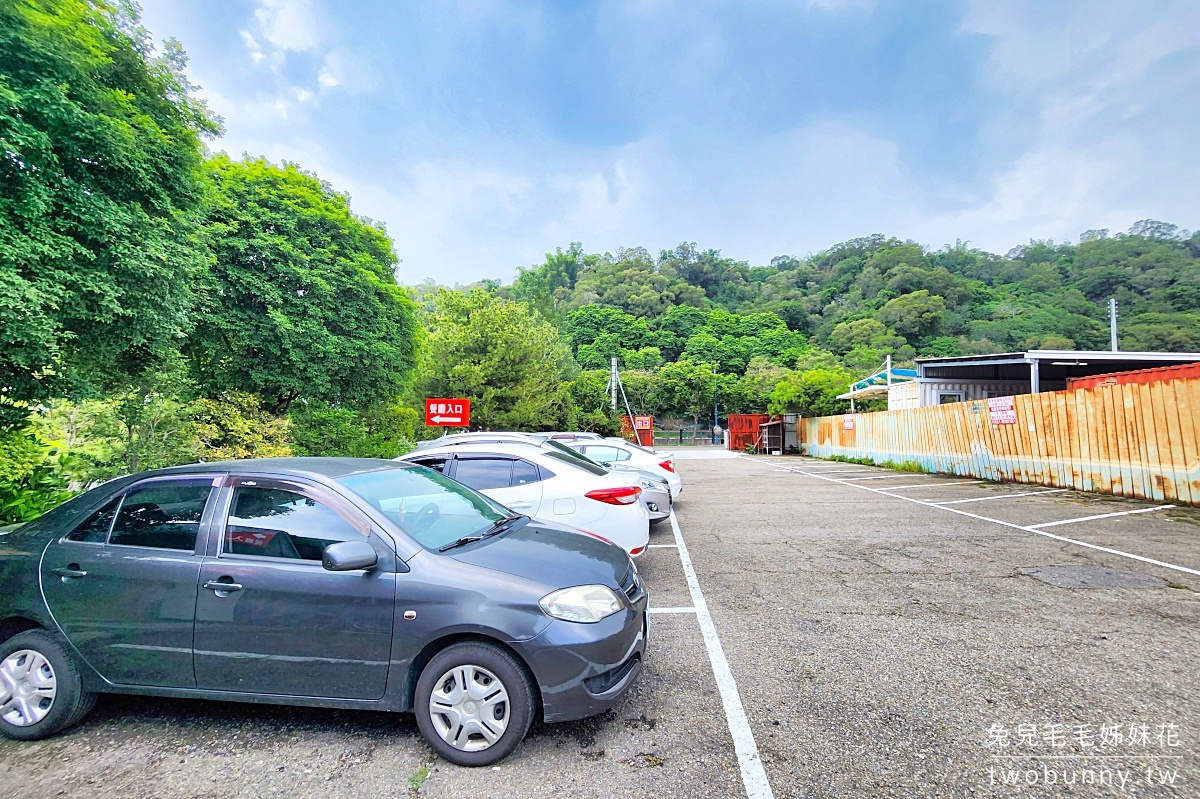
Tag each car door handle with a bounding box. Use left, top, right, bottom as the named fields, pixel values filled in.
left=51, top=566, right=87, bottom=579
left=203, top=580, right=243, bottom=593
left=508, top=501, right=533, bottom=509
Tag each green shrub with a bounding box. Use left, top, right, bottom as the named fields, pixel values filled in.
left=290, top=401, right=417, bottom=459
left=0, top=427, right=74, bottom=524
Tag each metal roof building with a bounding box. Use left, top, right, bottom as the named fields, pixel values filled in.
left=907, top=350, right=1200, bottom=407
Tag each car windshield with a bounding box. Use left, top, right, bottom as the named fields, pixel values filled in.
left=337, top=465, right=509, bottom=551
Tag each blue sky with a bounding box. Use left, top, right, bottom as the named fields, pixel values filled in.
left=138, top=0, right=1200, bottom=286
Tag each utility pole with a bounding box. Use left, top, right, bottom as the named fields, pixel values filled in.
left=1109, top=298, right=1119, bottom=352
left=610, top=357, right=618, bottom=413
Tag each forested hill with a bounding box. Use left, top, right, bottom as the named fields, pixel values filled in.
left=477, top=221, right=1200, bottom=379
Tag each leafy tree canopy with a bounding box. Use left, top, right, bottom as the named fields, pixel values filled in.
left=0, top=0, right=220, bottom=424
left=413, top=289, right=575, bottom=431
left=186, top=155, right=419, bottom=413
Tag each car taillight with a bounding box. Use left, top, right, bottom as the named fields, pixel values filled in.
left=584, top=486, right=642, bottom=505
left=659, top=460, right=675, bottom=473
left=629, top=545, right=645, bottom=556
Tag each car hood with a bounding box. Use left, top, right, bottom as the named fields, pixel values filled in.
left=450, top=521, right=629, bottom=590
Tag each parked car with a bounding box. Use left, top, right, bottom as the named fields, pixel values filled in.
left=408, top=433, right=672, bottom=524
left=568, top=438, right=682, bottom=498
left=0, top=458, right=647, bottom=766
left=543, top=432, right=604, bottom=442
left=399, top=442, right=652, bottom=554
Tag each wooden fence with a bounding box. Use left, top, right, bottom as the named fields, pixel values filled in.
left=800, top=376, right=1200, bottom=505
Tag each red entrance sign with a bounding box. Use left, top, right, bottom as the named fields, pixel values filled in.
left=633, top=415, right=653, bottom=430
left=425, top=398, right=471, bottom=427
left=987, top=396, right=1016, bottom=425
left=843, top=413, right=855, bottom=430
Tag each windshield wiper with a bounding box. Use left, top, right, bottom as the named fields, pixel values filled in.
left=438, top=514, right=528, bottom=552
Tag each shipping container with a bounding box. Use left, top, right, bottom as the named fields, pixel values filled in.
left=727, top=413, right=771, bottom=452
left=1067, top=361, right=1200, bottom=390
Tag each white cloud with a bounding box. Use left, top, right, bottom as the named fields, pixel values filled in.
left=317, top=48, right=376, bottom=92
left=253, top=0, right=323, bottom=54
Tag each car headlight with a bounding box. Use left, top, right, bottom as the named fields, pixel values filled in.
left=539, top=585, right=624, bottom=623
left=637, top=477, right=665, bottom=490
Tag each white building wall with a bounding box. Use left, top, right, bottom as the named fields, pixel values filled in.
left=917, top=380, right=1035, bottom=407
left=888, top=381, right=920, bottom=410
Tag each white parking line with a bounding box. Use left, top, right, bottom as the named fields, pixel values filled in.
left=648, top=543, right=679, bottom=548
left=881, top=481, right=985, bottom=489
left=935, top=489, right=1069, bottom=504
left=1028, top=506, right=1173, bottom=529
left=647, top=607, right=697, bottom=614
left=792, top=463, right=869, bottom=469
left=742, top=458, right=1200, bottom=579
left=669, top=511, right=774, bottom=799
left=838, top=474, right=934, bottom=481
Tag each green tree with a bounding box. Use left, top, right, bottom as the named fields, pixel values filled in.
left=876, top=290, right=947, bottom=340
left=564, top=305, right=647, bottom=351
left=566, top=370, right=621, bottom=435
left=289, top=400, right=417, bottom=458
left=657, top=359, right=717, bottom=429
left=415, top=290, right=574, bottom=430
left=769, top=368, right=853, bottom=417
left=188, top=392, right=292, bottom=460
left=0, top=0, right=219, bottom=424
left=187, top=155, right=419, bottom=413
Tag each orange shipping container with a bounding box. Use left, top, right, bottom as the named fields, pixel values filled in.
left=1067, top=361, right=1200, bottom=390
left=727, top=413, right=771, bottom=451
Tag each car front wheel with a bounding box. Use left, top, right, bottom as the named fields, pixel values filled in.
left=414, top=641, right=535, bottom=766
left=0, top=629, right=96, bottom=741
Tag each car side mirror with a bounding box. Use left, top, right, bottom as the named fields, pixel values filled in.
left=322, top=540, right=378, bottom=572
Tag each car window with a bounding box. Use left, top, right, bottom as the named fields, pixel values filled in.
left=541, top=439, right=609, bottom=471
left=511, top=459, right=541, bottom=486
left=411, top=457, right=449, bottom=474
left=584, top=445, right=628, bottom=462
left=109, top=481, right=213, bottom=551
left=337, top=465, right=508, bottom=551
left=453, top=458, right=513, bottom=490
left=225, top=486, right=366, bottom=561
left=66, top=497, right=119, bottom=543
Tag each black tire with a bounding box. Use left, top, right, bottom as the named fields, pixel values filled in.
left=0, top=629, right=95, bottom=741
left=414, top=641, right=535, bottom=767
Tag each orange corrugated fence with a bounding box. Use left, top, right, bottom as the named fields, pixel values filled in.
left=799, top=376, right=1200, bottom=505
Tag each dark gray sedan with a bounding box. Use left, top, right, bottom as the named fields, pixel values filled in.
left=0, top=458, right=647, bottom=766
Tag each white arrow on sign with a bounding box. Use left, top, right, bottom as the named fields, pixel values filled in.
left=430, top=415, right=463, bottom=424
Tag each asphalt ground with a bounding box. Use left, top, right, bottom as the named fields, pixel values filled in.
left=2, top=451, right=1198, bottom=798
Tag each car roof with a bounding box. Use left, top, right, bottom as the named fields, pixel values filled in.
left=405, top=442, right=544, bottom=457
left=139, top=457, right=410, bottom=481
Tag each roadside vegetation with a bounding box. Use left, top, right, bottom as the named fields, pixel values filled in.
left=2, top=2, right=1198, bottom=522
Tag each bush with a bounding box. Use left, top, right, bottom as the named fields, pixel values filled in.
left=189, top=393, right=292, bottom=461
left=0, top=427, right=74, bottom=524
left=290, top=401, right=417, bottom=459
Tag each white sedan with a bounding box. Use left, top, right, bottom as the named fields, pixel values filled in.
left=566, top=439, right=683, bottom=497
left=398, top=442, right=650, bottom=556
